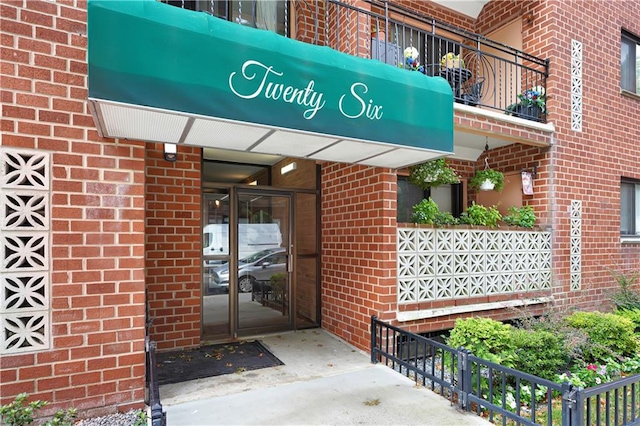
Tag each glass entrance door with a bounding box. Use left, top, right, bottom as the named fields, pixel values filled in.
left=202, top=189, right=231, bottom=338
left=236, top=190, right=291, bottom=332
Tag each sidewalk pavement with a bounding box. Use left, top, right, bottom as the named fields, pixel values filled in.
left=161, top=329, right=492, bottom=425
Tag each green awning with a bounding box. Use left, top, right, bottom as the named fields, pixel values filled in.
left=87, top=0, right=453, bottom=168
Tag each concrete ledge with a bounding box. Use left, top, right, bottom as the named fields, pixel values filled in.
left=454, top=102, right=556, bottom=133
left=396, top=296, right=554, bottom=322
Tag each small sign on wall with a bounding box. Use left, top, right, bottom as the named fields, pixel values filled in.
left=522, top=171, right=533, bottom=195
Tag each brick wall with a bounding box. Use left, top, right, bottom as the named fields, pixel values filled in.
left=479, top=0, right=640, bottom=309
left=320, top=163, right=397, bottom=351
left=1, top=0, right=146, bottom=417
left=145, top=143, right=202, bottom=351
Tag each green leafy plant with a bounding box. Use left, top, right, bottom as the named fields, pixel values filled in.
left=447, top=317, right=515, bottom=366
left=458, top=202, right=502, bottom=228
left=503, top=205, right=536, bottom=228
left=134, top=410, right=149, bottom=426
left=609, top=268, right=640, bottom=310
left=510, top=329, right=569, bottom=381
left=0, top=394, right=76, bottom=426
left=469, top=169, right=504, bottom=192
left=0, top=393, right=46, bottom=426
left=408, top=158, right=460, bottom=190
left=614, top=308, right=640, bottom=331
left=565, top=311, right=638, bottom=363
left=411, top=197, right=458, bottom=227
left=507, top=86, right=546, bottom=114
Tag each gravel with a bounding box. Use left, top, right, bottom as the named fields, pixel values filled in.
left=74, top=409, right=145, bottom=426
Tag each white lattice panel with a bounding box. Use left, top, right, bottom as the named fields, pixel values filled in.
left=0, top=151, right=49, bottom=189
left=397, top=227, right=553, bottom=303
left=570, top=200, right=582, bottom=290
left=571, top=39, right=583, bottom=131
left=1, top=273, right=48, bottom=313
left=0, top=148, right=50, bottom=354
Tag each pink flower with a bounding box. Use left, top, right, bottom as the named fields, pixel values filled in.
left=586, top=364, right=598, bottom=372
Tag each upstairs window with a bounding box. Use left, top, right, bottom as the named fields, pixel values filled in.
left=165, top=1, right=288, bottom=36
left=621, top=179, right=640, bottom=237
left=622, top=31, right=640, bottom=94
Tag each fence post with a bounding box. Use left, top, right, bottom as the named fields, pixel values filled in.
left=371, top=315, right=378, bottom=364
left=561, top=382, right=577, bottom=426
left=147, top=339, right=166, bottom=426
left=456, top=348, right=469, bottom=411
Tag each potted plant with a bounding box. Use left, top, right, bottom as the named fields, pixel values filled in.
left=469, top=168, right=504, bottom=192
left=411, top=197, right=458, bottom=227
left=440, top=52, right=465, bottom=69
left=409, top=158, right=460, bottom=190
left=503, top=205, right=536, bottom=228
left=458, top=202, right=502, bottom=228
left=507, top=86, right=546, bottom=121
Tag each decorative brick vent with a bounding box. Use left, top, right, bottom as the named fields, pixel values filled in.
left=397, top=227, right=552, bottom=303
left=570, top=200, right=582, bottom=290
left=571, top=39, right=583, bottom=132
left=0, top=148, right=51, bottom=354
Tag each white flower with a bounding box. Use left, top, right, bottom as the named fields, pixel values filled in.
left=404, top=46, right=419, bottom=60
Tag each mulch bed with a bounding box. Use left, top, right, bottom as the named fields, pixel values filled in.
left=156, top=340, right=284, bottom=386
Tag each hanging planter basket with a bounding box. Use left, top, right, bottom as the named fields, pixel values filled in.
left=479, top=179, right=495, bottom=191
left=409, top=158, right=460, bottom=190
left=469, top=169, right=504, bottom=192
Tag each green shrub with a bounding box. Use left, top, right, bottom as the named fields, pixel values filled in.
left=0, top=393, right=76, bottom=426
left=447, top=317, right=515, bottom=366
left=565, top=311, right=638, bottom=362
left=510, top=329, right=569, bottom=380
left=609, top=269, right=640, bottom=310
left=615, top=308, right=640, bottom=332
left=458, top=203, right=502, bottom=228
left=503, top=205, right=536, bottom=228
left=411, top=198, right=458, bottom=226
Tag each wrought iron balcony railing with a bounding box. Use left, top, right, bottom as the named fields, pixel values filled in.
left=161, top=0, right=549, bottom=122
left=313, top=0, right=550, bottom=122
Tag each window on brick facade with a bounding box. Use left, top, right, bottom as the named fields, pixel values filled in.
left=165, top=1, right=287, bottom=35
left=397, top=176, right=463, bottom=223
left=621, top=179, right=640, bottom=236
left=622, top=31, right=640, bottom=94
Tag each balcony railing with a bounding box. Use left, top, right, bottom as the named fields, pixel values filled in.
left=161, top=0, right=549, bottom=122
left=316, top=0, right=550, bottom=122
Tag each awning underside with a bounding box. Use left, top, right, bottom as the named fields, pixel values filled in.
left=88, top=0, right=454, bottom=169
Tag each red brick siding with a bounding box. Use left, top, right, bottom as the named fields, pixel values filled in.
left=145, top=144, right=202, bottom=351
left=321, top=163, right=397, bottom=351
left=0, top=0, right=145, bottom=416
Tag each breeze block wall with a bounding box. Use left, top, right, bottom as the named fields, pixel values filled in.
left=1, top=0, right=146, bottom=418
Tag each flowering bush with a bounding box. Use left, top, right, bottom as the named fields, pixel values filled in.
left=557, top=364, right=612, bottom=389
left=403, top=46, right=424, bottom=72
left=516, top=86, right=546, bottom=112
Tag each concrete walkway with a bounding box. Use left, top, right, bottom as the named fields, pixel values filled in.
left=162, top=329, right=492, bottom=425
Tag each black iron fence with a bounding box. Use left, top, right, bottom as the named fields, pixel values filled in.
left=317, top=0, right=549, bottom=122
left=371, top=316, right=640, bottom=426
left=146, top=338, right=167, bottom=426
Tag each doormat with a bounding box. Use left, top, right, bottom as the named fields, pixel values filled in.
left=156, top=340, right=284, bottom=386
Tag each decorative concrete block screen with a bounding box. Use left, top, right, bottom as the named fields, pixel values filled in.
left=397, top=227, right=552, bottom=303
left=0, top=148, right=50, bottom=354
left=570, top=200, right=582, bottom=290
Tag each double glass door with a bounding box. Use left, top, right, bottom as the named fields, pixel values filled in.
left=202, top=187, right=295, bottom=339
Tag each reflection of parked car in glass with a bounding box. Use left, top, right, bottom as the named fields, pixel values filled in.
left=209, top=248, right=287, bottom=293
